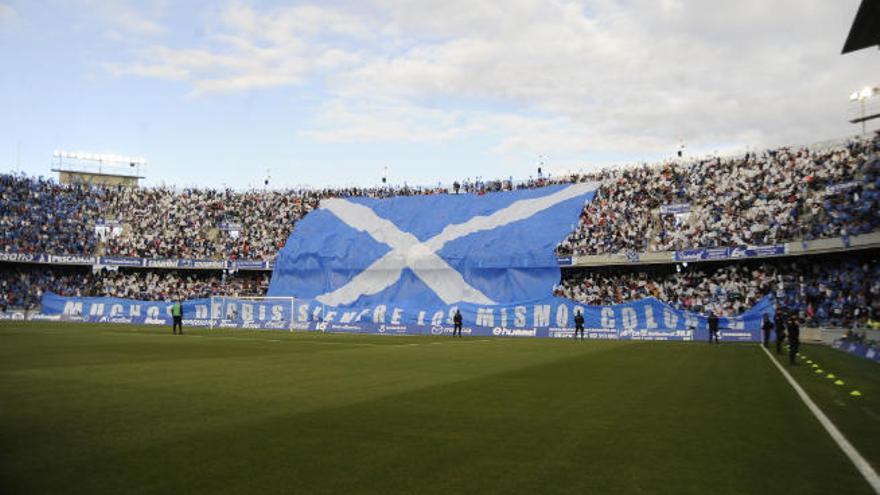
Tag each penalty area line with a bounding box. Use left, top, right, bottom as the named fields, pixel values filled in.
left=760, top=345, right=880, bottom=494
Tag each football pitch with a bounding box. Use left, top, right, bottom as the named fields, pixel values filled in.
left=1, top=322, right=878, bottom=494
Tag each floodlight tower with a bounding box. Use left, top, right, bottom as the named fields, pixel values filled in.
left=849, top=85, right=880, bottom=135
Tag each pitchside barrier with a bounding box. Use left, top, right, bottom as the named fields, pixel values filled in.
left=831, top=339, right=880, bottom=363
left=35, top=292, right=773, bottom=342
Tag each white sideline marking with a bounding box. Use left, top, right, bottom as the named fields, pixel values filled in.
left=761, top=345, right=880, bottom=493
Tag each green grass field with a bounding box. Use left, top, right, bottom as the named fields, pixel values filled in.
left=1, top=322, right=878, bottom=494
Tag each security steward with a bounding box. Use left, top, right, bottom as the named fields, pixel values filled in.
left=774, top=309, right=787, bottom=355
left=453, top=309, right=463, bottom=337
left=172, top=299, right=184, bottom=335
left=574, top=310, right=585, bottom=340
left=787, top=315, right=800, bottom=365
left=708, top=311, right=720, bottom=344
left=761, top=313, right=773, bottom=348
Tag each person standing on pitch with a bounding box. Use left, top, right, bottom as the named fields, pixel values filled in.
left=761, top=313, right=773, bottom=348
left=172, top=299, right=183, bottom=335
left=574, top=310, right=585, bottom=340
left=707, top=311, right=719, bottom=344
left=787, top=315, right=800, bottom=365
left=774, top=309, right=787, bottom=355
left=453, top=309, right=463, bottom=337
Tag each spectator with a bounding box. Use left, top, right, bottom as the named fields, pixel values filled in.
left=0, top=264, right=269, bottom=308
left=556, top=253, right=879, bottom=327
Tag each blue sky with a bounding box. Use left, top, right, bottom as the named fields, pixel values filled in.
left=0, top=0, right=875, bottom=189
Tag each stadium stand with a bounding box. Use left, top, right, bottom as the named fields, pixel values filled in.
left=0, top=132, right=878, bottom=330
left=557, top=132, right=880, bottom=256
left=0, top=174, right=104, bottom=255
left=557, top=252, right=880, bottom=327
left=3, top=252, right=877, bottom=329
left=0, top=265, right=268, bottom=310
left=1, top=132, right=877, bottom=261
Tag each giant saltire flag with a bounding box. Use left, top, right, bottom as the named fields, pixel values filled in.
left=35, top=182, right=771, bottom=340
left=268, top=183, right=598, bottom=306
left=265, top=183, right=770, bottom=341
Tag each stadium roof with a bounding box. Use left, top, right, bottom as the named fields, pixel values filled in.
left=842, top=0, right=880, bottom=54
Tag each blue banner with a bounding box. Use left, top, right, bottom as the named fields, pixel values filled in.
left=659, top=203, right=691, bottom=215
left=556, top=256, right=573, bottom=266
left=46, top=254, right=96, bottom=265
left=673, top=244, right=786, bottom=262
left=269, top=183, right=598, bottom=307
left=0, top=251, right=271, bottom=270
left=234, top=259, right=270, bottom=270
left=0, top=252, right=43, bottom=263
left=175, top=259, right=227, bottom=269
left=39, top=292, right=772, bottom=341
left=239, top=184, right=769, bottom=341
left=99, top=256, right=144, bottom=267
left=832, top=339, right=880, bottom=363
left=39, top=292, right=296, bottom=330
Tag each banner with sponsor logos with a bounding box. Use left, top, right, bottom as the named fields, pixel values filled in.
left=38, top=292, right=771, bottom=341
left=556, top=256, right=573, bottom=266
left=673, top=244, right=786, bottom=262
left=659, top=203, right=691, bottom=215
left=832, top=339, right=880, bottom=363
left=0, top=252, right=272, bottom=270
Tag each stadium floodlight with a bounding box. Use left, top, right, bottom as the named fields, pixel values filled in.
left=54, top=150, right=148, bottom=166
left=848, top=85, right=879, bottom=134
left=858, top=86, right=875, bottom=100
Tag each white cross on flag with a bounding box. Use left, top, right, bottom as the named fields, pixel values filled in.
left=268, top=182, right=597, bottom=309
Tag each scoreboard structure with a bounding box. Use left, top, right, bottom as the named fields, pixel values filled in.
left=51, top=150, right=146, bottom=187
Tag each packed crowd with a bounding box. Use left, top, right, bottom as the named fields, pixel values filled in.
left=101, top=187, right=317, bottom=260
left=4, top=248, right=877, bottom=329
left=557, top=253, right=880, bottom=327
left=0, top=266, right=269, bottom=309
left=0, top=174, right=104, bottom=255
left=557, top=132, right=880, bottom=256
left=0, top=172, right=584, bottom=261
left=1, top=133, right=877, bottom=261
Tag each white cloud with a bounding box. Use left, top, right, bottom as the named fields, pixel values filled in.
left=104, top=0, right=871, bottom=161
left=103, top=61, right=188, bottom=80
left=301, top=97, right=486, bottom=143
left=105, top=1, right=367, bottom=95
left=77, top=0, right=167, bottom=37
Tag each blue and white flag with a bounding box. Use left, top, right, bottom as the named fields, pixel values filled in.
left=269, top=183, right=598, bottom=307
left=34, top=182, right=771, bottom=341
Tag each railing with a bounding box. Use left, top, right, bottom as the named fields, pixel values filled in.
left=565, top=231, right=880, bottom=268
